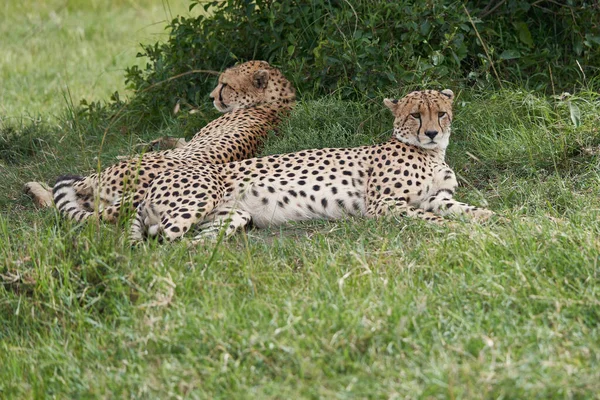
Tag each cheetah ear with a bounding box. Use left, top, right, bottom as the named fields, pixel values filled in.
left=253, top=69, right=270, bottom=89
left=383, top=98, right=400, bottom=114
left=441, top=89, right=454, bottom=101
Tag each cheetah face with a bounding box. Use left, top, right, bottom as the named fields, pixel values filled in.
left=209, top=61, right=273, bottom=112
left=384, top=89, right=454, bottom=150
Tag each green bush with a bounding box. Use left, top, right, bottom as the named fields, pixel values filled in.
left=122, top=0, right=599, bottom=120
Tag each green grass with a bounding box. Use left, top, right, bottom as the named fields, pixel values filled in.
left=1, top=1, right=600, bottom=398
left=0, top=0, right=190, bottom=119
left=2, top=91, right=600, bottom=398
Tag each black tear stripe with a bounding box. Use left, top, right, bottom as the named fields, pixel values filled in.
left=218, top=84, right=227, bottom=107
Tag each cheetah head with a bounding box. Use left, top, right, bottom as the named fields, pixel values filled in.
left=209, top=60, right=296, bottom=112
left=384, top=89, right=454, bottom=150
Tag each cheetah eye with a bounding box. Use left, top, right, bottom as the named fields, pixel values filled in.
left=438, top=112, right=447, bottom=118
left=410, top=112, right=421, bottom=119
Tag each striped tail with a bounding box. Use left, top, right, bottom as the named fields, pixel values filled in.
left=53, top=175, right=95, bottom=222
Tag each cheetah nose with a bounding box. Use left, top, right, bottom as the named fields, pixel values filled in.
left=425, top=130, right=438, bottom=139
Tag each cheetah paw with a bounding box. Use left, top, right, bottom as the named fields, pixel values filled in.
left=189, top=227, right=221, bottom=245
left=471, top=208, right=495, bottom=222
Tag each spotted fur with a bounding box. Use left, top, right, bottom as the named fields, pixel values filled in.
left=130, top=89, right=493, bottom=242
left=47, top=61, right=296, bottom=222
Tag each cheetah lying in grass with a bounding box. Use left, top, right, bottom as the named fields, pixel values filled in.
left=130, top=89, right=493, bottom=242
left=28, top=61, right=296, bottom=221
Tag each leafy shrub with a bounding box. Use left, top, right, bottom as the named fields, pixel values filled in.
left=471, top=0, right=600, bottom=89
left=122, top=0, right=599, bottom=121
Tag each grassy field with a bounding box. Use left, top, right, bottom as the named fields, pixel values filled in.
left=2, top=1, right=600, bottom=399
left=0, top=0, right=190, bottom=119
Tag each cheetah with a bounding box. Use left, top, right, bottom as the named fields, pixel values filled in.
left=130, top=89, right=494, bottom=242
left=42, top=61, right=295, bottom=222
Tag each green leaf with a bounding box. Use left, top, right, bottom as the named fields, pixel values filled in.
left=499, top=50, right=521, bottom=60
left=420, top=20, right=431, bottom=36
left=431, top=51, right=444, bottom=66
left=585, top=34, right=600, bottom=45
left=287, top=45, right=295, bottom=57
left=514, top=21, right=533, bottom=47
left=569, top=101, right=581, bottom=128
left=574, top=39, right=583, bottom=55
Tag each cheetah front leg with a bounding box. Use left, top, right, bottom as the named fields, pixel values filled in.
left=130, top=201, right=214, bottom=243
left=193, top=206, right=252, bottom=241
left=421, top=189, right=494, bottom=221
left=368, top=197, right=446, bottom=224
left=129, top=200, right=159, bottom=243
left=97, top=190, right=141, bottom=223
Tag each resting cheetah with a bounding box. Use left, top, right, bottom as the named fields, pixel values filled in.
left=44, top=61, right=295, bottom=222
left=130, top=89, right=493, bottom=242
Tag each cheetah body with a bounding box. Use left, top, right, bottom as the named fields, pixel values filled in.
left=49, top=61, right=295, bottom=222
left=131, top=89, right=493, bottom=242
